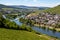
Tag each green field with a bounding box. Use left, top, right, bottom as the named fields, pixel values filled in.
left=0, top=28, right=58, bottom=40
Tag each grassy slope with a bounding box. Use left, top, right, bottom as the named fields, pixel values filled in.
left=28, top=5, right=60, bottom=15
left=44, top=5, right=60, bottom=14
left=0, top=28, right=58, bottom=40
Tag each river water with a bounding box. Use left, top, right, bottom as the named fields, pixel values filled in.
left=3, top=15, right=60, bottom=38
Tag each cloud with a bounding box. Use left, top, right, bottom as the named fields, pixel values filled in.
left=24, top=0, right=37, bottom=2
left=24, top=2, right=60, bottom=7
left=1, top=0, right=60, bottom=7
left=33, top=0, right=37, bottom=2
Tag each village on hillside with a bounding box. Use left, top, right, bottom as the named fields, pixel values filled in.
left=26, top=13, right=60, bottom=28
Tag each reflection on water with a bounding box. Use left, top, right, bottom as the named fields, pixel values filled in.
left=32, top=27, right=60, bottom=38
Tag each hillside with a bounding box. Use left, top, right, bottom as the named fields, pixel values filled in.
left=0, top=28, right=41, bottom=40
left=25, top=5, right=60, bottom=32
left=0, top=4, right=12, bottom=8
left=44, top=5, right=60, bottom=14
left=0, top=4, right=21, bottom=9
left=0, top=4, right=49, bottom=10
left=10, top=5, right=49, bottom=10
left=0, top=10, right=59, bottom=40
left=0, top=28, right=58, bottom=40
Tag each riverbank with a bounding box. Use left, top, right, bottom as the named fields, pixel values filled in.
left=34, top=24, right=60, bottom=32
left=19, top=17, right=60, bottom=32
left=38, top=34, right=59, bottom=40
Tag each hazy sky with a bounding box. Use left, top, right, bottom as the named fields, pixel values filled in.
left=0, top=0, right=60, bottom=7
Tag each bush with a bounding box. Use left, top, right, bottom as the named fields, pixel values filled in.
left=20, top=24, right=33, bottom=32
left=3, top=19, right=19, bottom=29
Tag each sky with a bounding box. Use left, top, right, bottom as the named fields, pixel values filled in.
left=0, top=0, right=60, bottom=7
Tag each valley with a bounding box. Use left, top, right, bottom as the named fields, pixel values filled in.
left=0, top=4, right=60, bottom=40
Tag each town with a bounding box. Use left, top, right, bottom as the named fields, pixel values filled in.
left=26, top=13, right=60, bottom=28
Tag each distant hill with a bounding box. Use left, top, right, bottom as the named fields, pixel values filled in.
left=0, top=4, right=49, bottom=10
left=44, top=5, right=60, bottom=14
left=0, top=4, right=60, bottom=14
left=0, top=4, right=20, bottom=9
left=9, top=5, right=49, bottom=10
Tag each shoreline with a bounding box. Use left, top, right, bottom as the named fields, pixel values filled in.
left=34, top=24, right=60, bottom=32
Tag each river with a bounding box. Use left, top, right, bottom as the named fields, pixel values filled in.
left=3, top=15, right=60, bottom=38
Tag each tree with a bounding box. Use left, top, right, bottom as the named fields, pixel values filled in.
left=0, top=13, right=5, bottom=27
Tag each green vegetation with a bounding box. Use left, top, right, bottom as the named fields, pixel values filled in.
left=0, top=13, right=59, bottom=40
left=0, top=28, right=59, bottom=40
left=44, top=5, right=60, bottom=14
left=0, top=28, right=41, bottom=40
left=2, top=18, right=33, bottom=32
left=5, top=14, right=17, bottom=19
left=19, top=17, right=35, bottom=26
